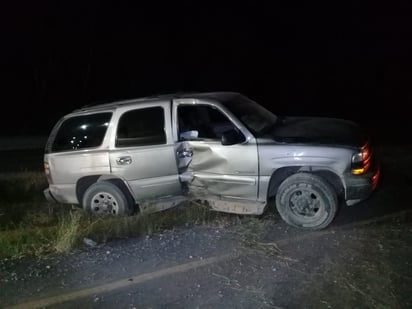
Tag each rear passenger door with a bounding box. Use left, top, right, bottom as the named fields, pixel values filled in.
left=109, top=103, right=183, bottom=202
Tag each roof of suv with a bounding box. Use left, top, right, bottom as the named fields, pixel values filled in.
left=74, top=91, right=243, bottom=114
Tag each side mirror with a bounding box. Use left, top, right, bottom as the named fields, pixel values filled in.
left=221, top=129, right=245, bottom=146
left=180, top=130, right=199, bottom=140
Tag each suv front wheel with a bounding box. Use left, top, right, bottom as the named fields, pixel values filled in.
left=275, top=173, right=338, bottom=230
left=82, top=181, right=132, bottom=216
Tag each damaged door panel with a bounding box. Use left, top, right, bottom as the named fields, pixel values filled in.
left=174, top=101, right=262, bottom=213
left=180, top=140, right=266, bottom=214
left=179, top=140, right=258, bottom=197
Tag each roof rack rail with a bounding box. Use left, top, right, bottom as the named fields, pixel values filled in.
left=79, top=90, right=200, bottom=109
left=80, top=97, right=119, bottom=109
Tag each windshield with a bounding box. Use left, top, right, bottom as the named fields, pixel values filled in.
left=220, top=94, right=278, bottom=136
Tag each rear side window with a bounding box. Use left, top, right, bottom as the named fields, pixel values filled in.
left=116, top=107, right=166, bottom=147
left=51, top=113, right=112, bottom=152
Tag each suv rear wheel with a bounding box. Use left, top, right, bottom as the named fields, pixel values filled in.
left=82, top=181, right=132, bottom=215
left=275, top=173, right=338, bottom=230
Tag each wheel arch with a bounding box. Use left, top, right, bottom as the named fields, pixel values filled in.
left=310, top=169, right=344, bottom=200
left=76, top=175, right=138, bottom=212
left=267, top=166, right=344, bottom=200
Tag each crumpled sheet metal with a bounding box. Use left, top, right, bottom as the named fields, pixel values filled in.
left=179, top=141, right=261, bottom=213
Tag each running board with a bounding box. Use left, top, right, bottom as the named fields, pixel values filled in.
left=205, top=198, right=266, bottom=215
left=139, top=196, right=187, bottom=214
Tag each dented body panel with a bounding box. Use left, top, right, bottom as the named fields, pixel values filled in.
left=178, top=140, right=259, bottom=200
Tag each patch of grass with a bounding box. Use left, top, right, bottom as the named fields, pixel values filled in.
left=0, top=172, right=50, bottom=229
left=0, top=203, right=239, bottom=259
left=54, top=210, right=83, bottom=253
left=0, top=171, right=245, bottom=259
left=81, top=201, right=237, bottom=244
left=0, top=171, right=48, bottom=203
left=0, top=226, right=57, bottom=258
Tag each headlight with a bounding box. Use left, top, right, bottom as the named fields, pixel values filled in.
left=351, top=144, right=371, bottom=175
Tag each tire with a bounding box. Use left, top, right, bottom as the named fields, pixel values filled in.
left=275, top=173, right=338, bottom=230
left=82, top=181, right=132, bottom=216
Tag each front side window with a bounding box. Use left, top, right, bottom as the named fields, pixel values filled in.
left=51, top=113, right=112, bottom=152
left=116, top=107, right=166, bottom=147
left=178, top=105, right=240, bottom=140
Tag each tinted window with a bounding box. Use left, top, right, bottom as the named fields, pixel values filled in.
left=116, top=107, right=166, bottom=147
left=51, top=113, right=112, bottom=152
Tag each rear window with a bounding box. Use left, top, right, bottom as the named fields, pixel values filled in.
left=50, top=113, right=112, bottom=152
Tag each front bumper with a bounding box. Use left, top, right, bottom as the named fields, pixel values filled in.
left=345, top=163, right=380, bottom=206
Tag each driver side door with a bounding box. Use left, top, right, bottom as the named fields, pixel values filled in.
left=174, top=101, right=259, bottom=201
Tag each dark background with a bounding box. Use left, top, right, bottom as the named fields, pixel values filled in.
left=1, top=1, right=411, bottom=137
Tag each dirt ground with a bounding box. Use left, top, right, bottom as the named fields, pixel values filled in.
left=0, top=141, right=412, bottom=308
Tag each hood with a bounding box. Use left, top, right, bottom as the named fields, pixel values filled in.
left=269, top=116, right=368, bottom=147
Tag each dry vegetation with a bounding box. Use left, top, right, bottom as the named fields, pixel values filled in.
left=0, top=172, right=241, bottom=258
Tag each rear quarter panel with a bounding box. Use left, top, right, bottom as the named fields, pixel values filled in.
left=45, top=150, right=110, bottom=185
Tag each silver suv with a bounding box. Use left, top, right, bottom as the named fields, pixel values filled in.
left=44, top=92, right=380, bottom=229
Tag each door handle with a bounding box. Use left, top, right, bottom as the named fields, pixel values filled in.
left=116, top=156, right=132, bottom=165
left=177, top=148, right=193, bottom=158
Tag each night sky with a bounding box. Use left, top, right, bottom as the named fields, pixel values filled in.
left=1, top=1, right=411, bottom=137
